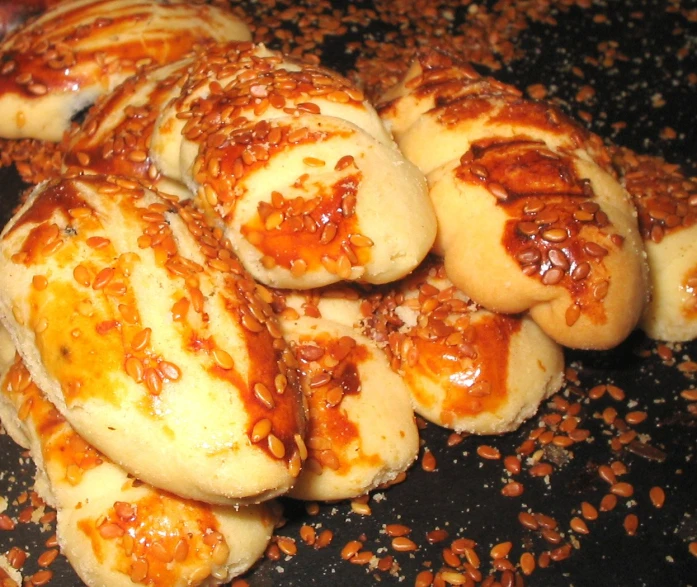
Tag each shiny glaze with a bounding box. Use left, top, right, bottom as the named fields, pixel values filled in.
left=457, top=138, right=619, bottom=326
left=2, top=175, right=304, bottom=467
left=241, top=171, right=366, bottom=271
left=365, top=257, right=521, bottom=420
left=405, top=314, right=520, bottom=421
left=295, top=332, right=382, bottom=475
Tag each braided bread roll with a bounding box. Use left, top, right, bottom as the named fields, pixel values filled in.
left=613, top=147, right=697, bottom=341
left=64, top=42, right=437, bottom=290
left=0, top=0, right=251, bottom=141
left=378, top=51, right=648, bottom=350
left=0, top=174, right=306, bottom=505
left=0, top=342, right=276, bottom=587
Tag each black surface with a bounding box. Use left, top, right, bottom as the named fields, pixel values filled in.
left=2, top=0, right=697, bottom=586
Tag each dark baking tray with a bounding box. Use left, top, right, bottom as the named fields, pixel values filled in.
left=1, top=1, right=697, bottom=585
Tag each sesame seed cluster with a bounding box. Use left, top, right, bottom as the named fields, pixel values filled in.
left=613, top=146, right=697, bottom=243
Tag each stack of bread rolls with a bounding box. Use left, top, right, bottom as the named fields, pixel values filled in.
left=0, top=11, right=437, bottom=582
left=378, top=50, right=650, bottom=350
left=2, top=4, right=689, bottom=584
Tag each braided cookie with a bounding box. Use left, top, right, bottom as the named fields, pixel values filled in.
left=64, top=42, right=436, bottom=290
left=277, top=313, right=418, bottom=501
left=613, top=147, right=697, bottom=342
left=0, top=175, right=305, bottom=505
left=378, top=51, right=648, bottom=350
left=64, top=57, right=195, bottom=197
left=362, top=257, right=564, bottom=434
left=0, top=0, right=251, bottom=141
left=0, top=345, right=276, bottom=587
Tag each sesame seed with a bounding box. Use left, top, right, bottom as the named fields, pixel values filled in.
left=212, top=348, right=235, bottom=370
left=391, top=537, right=418, bottom=552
